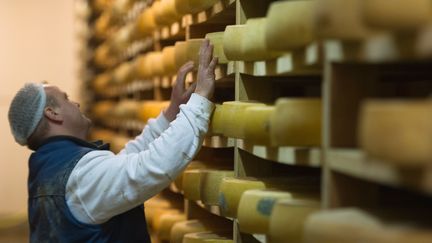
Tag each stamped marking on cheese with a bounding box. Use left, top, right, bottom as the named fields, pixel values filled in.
left=218, top=193, right=227, bottom=211
left=257, top=198, right=277, bottom=216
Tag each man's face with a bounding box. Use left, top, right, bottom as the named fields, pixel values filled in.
left=44, top=85, right=92, bottom=135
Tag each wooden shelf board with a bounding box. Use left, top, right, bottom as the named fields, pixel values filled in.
left=230, top=42, right=323, bottom=77
left=195, top=200, right=232, bottom=220
left=203, top=136, right=236, bottom=148
left=182, top=0, right=236, bottom=28
left=237, top=139, right=321, bottom=167
left=155, top=21, right=185, bottom=41
left=327, top=149, right=432, bottom=195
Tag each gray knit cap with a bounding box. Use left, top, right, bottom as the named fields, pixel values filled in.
left=8, top=83, right=47, bottom=145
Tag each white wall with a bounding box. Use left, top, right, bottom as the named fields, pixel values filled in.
left=0, top=0, right=78, bottom=214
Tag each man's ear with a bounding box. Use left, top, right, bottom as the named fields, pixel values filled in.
left=44, top=106, right=63, bottom=123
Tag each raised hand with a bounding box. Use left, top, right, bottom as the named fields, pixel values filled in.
left=164, top=61, right=196, bottom=121
left=195, top=39, right=218, bottom=101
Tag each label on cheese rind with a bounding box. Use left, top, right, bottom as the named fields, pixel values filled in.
left=270, top=98, right=322, bottom=147
left=358, top=99, right=432, bottom=166
left=267, top=199, right=320, bottom=243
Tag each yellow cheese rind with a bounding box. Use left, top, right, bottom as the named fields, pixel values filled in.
left=133, top=55, right=151, bottom=80
left=135, top=8, right=157, bottom=38
left=267, top=199, right=320, bottom=243
left=266, top=1, right=316, bottom=51
left=137, top=101, right=170, bottom=122
left=170, top=220, right=231, bottom=243
left=221, top=101, right=266, bottom=139
left=162, top=46, right=177, bottom=75
left=313, top=0, right=376, bottom=40
left=200, top=170, right=235, bottom=205
left=174, top=41, right=188, bottom=69
left=186, top=39, right=206, bottom=67
left=174, top=161, right=207, bottom=192
left=154, top=212, right=186, bottom=240
left=237, top=189, right=293, bottom=234
left=243, top=18, right=281, bottom=61
left=223, top=25, right=246, bottom=61
left=363, top=0, right=432, bottom=30
left=205, top=32, right=229, bottom=64
left=270, top=98, right=322, bottom=147
left=183, top=169, right=203, bottom=201
left=243, top=106, right=275, bottom=145
left=303, top=209, right=383, bottom=243
left=358, top=99, right=432, bottom=166
left=183, top=232, right=233, bottom=243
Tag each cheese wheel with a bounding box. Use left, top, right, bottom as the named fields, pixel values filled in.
left=148, top=51, right=165, bottom=77
left=94, top=12, right=113, bottom=39
left=183, top=232, right=233, bottom=243
left=162, top=46, right=177, bottom=75
left=186, top=39, right=206, bottom=66
left=161, top=0, right=182, bottom=24
left=363, top=0, right=432, bottom=30
left=219, top=177, right=319, bottom=218
left=110, top=24, right=133, bottom=54
left=267, top=199, right=320, bottom=243
left=220, top=101, right=266, bottom=139
left=270, top=98, right=322, bottom=147
left=303, top=209, right=383, bottom=243
left=111, top=135, right=130, bottom=153
left=135, top=8, right=157, bottom=37
left=358, top=99, right=432, bottom=166
left=174, top=161, right=208, bottom=192
left=152, top=209, right=181, bottom=229
left=111, top=0, right=133, bottom=17
left=133, top=55, right=148, bottom=80
left=209, top=104, right=224, bottom=135
left=243, top=106, right=275, bottom=145
left=94, top=43, right=117, bottom=68
left=243, top=18, right=281, bottom=61
left=153, top=1, right=168, bottom=27
left=266, top=1, right=316, bottom=51
left=112, top=100, right=139, bottom=118
left=205, top=32, right=229, bottom=64
left=175, top=41, right=188, bottom=69
left=90, top=129, right=115, bottom=142
left=314, top=0, right=376, bottom=40
left=112, top=62, right=133, bottom=84
left=237, top=189, right=293, bottom=234
left=154, top=211, right=186, bottom=240
left=223, top=25, right=246, bottom=61
left=92, top=73, right=111, bottom=94
left=175, top=0, right=218, bottom=14
left=183, top=169, right=203, bottom=201
left=92, top=101, right=115, bottom=119
left=170, top=220, right=231, bottom=243
left=200, top=170, right=235, bottom=205
left=137, top=101, right=170, bottom=122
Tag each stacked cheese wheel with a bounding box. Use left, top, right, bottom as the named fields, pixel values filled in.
left=137, top=100, right=170, bottom=123
left=112, top=100, right=140, bottom=119
left=92, top=101, right=116, bottom=119
left=111, top=61, right=134, bottom=85
left=182, top=169, right=234, bottom=202
left=170, top=219, right=232, bottom=243
left=183, top=232, right=233, bottom=243
left=92, top=73, right=112, bottom=95
left=358, top=99, right=432, bottom=166
left=174, top=0, right=218, bottom=15
left=153, top=0, right=182, bottom=27
left=175, top=39, right=205, bottom=69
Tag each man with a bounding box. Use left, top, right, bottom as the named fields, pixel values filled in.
left=8, top=40, right=218, bottom=242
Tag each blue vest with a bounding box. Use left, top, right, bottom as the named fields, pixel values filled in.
left=28, top=136, right=151, bottom=243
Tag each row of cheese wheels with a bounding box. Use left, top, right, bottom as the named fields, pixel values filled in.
left=92, top=100, right=169, bottom=122
left=359, top=99, right=432, bottom=167
left=92, top=32, right=226, bottom=91
left=210, top=99, right=322, bottom=146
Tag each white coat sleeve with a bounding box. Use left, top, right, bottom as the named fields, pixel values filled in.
left=66, top=94, right=214, bottom=224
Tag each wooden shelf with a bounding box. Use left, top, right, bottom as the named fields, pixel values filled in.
left=327, top=149, right=432, bottom=195
left=324, top=29, right=432, bottom=63
left=154, top=21, right=185, bottom=41
left=104, top=118, right=146, bottom=132
left=237, top=139, right=321, bottom=167
left=195, top=200, right=229, bottom=219
left=182, top=0, right=236, bottom=28
left=103, top=80, right=154, bottom=98
left=231, top=42, right=323, bottom=77
left=203, top=135, right=235, bottom=148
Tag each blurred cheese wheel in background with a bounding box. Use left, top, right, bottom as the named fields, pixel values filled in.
left=111, top=0, right=133, bottom=17
left=270, top=98, right=322, bottom=147
left=223, top=25, right=246, bottom=61
left=237, top=189, right=293, bottom=234
left=186, top=39, right=206, bottom=67
left=221, top=101, right=266, bottom=139
left=94, top=12, right=113, bottom=39
left=137, top=101, right=170, bottom=123
left=358, top=99, right=432, bottom=166
left=94, top=43, right=117, bottom=68
left=266, top=0, right=316, bottom=51
left=92, top=0, right=112, bottom=13
left=174, top=161, right=207, bottom=192
left=243, top=18, right=281, bottom=61
left=175, top=0, right=191, bottom=15
left=153, top=0, right=167, bottom=27
left=112, top=100, right=139, bottom=119
left=135, top=8, right=157, bottom=38
left=209, top=104, right=224, bottom=135
left=133, top=55, right=151, bottom=80
left=267, top=199, right=320, bottom=243
left=175, top=41, right=188, bottom=69
left=154, top=0, right=181, bottom=26
left=170, top=220, right=232, bottom=243
left=89, top=128, right=116, bottom=143
left=200, top=170, right=234, bottom=205
left=162, top=46, right=177, bottom=75
left=152, top=209, right=181, bottom=229
left=205, top=32, right=229, bottom=64
left=92, top=73, right=112, bottom=95
left=110, top=23, right=134, bottom=54
left=363, top=0, right=432, bottom=30
left=111, top=134, right=130, bottom=153
left=148, top=51, right=165, bottom=77
left=144, top=196, right=175, bottom=226
left=112, top=62, right=133, bottom=84
left=183, top=169, right=203, bottom=201
left=156, top=212, right=187, bottom=241
left=183, top=232, right=233, bottom=243
left=303, top=209, right=383, bottom=243
left=92, top=101, right=115, bottom=119
left=243, top=106, right=274, bottom=145
left=313, top=0, right=376, bottom=40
